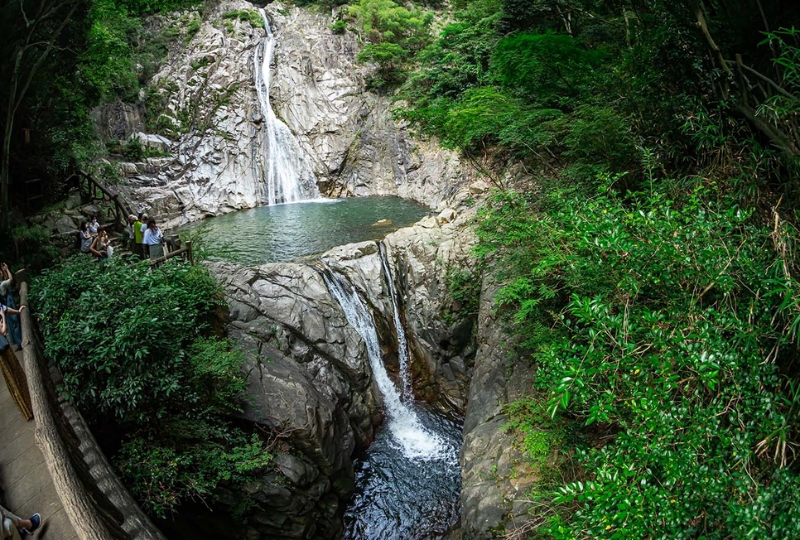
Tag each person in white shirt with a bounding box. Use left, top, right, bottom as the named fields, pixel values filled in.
left=143, top=217, right=164, bottom=260
left=87, top=215, right=100, bottom=236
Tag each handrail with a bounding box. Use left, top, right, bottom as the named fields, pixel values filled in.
left=70, top=170, right=133, bottom=230
left=128, top=241, right=193, bottom=268
left=149, top=241, right=193, bottom=266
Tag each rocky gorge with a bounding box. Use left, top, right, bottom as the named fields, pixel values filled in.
left=91, top=1, right=541, bottom=538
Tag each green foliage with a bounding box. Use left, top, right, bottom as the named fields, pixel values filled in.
left=123, top=135, right=146, bottom=160
left=117, top=422, right=272, bottom=518
left=504, top=397, right=564, bottom=468
left=30, top=256, right=273, bottom=516
left=222, top=9, right=264, bottom=28
left=186, top=17, right=201, bottom=39
left=492, top=32, right=608, bottom=103
left=78, top=0, right=141, bottom=102
left=443, top=265, right=480, bottom=322
left=31, top=256, right=225, bottom=423
left=120, top=0, right=202, bottom=16
left=0, top=223, right=61, bottom=273
left=476, top=180, right=800, bottom=538
left=331, top=19, right=348, bottom=34
left=403, top=0, right=501, bottom=103
left=348, top=0, right=433, bottom=88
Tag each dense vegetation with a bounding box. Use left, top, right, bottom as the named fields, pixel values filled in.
left=0, top=0, right=203, bottom=230
left=352, top=0, right=800, bottom=537
left=30, top=257, right=272, bottom=517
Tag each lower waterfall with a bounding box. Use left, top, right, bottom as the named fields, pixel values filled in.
left=321, top=263, right=462, bottom=539
left=378, top=242, right=413, bottom=401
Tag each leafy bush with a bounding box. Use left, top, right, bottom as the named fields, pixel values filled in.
left=32, top=257, right=227, bottom=422
left=122, top=136, right=145, bottom=161
left=0, top=223, right=61, bottom=273
left=443, top=265, right=480, bottom=322
left=31, top=257, right=274, bottom=515
left=476, top=181, right=800, bottom=538
left=331, top=19, right=348, bottom=35
left=348, top=0, right=433, bottom=88
left=222, top=9, right=264, bottom=29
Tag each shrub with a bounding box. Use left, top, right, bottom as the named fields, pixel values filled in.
left=31, top=257, right=274, bottom=515
left=476, top=181, right=800, bottom=538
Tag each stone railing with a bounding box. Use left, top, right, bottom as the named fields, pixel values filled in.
left=19, top=282, right=166, bottom=540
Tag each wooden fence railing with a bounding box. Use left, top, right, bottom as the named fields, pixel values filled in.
left=68, top=170, right=134, bottom=231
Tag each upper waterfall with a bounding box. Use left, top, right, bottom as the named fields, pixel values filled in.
left=254, top=8, right=321, bottom=205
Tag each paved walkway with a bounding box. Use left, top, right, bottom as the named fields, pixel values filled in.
left=0, top=371, right=78, bottom=540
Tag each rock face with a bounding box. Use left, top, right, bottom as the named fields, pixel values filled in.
left=455, top=280, right=541, bottom=539
left=204, top=206, right=480, bottom=538
left=210, top=260, right=380, bottom=539
left=115, top=0, right=470, bottom=227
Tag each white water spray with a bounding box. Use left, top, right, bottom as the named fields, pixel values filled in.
left=322, top=267, right=446, bottom=460
left=378, top=243, right=412, bottom=401
left=254, top=9, right=320, bottom=205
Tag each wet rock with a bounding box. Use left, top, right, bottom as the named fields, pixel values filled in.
left=371, top=219, right=392, bottom=227
left=437, top=208, right=457, bottom=224
left=274, top=453, right=319, bottom=487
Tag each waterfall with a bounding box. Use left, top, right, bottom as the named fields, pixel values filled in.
left=322, top=267, right=446, bottom=461
left=254, top=9, right=320, bottom=205
left=378, top=243, right=412, bottom=401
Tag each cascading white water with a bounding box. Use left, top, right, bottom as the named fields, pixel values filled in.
left=322, top=268, right=447, bottom=460
left=254, top=9, right=320, bottom=205
left=378, top=243, right=412, bottom=401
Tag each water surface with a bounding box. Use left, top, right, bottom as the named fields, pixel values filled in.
left=176, top=197, right=431, bottom=265
left=343, top=406, right=462, bottom=540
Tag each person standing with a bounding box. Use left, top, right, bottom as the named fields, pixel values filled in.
left=79, top=222, right=93, bottom=254
left=133, top=213, right=145, bottom=259
left=126, top=214, right=136, bottom=250
left=0, top=304, right=32, bottom=421
left=143, top=217, right=164, bottom=261
left=0, top=264, right=20, bottom=347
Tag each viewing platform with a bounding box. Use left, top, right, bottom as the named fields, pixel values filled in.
left=0, top=372, right=78, bottom=539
